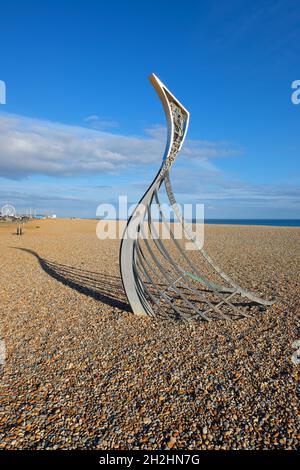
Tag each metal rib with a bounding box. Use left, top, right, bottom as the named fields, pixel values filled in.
left=135, top=240, right=192, bottom=320
left=139, top=223, right=211, bottom=321
left=153, top=187, right=235, bottom=293
left=164, top=172, right=274, bottom=306
left=145, top=205, right=236, bottom=321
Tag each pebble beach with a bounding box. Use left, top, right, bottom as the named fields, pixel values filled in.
left=0, top=218, right=299, bottom=450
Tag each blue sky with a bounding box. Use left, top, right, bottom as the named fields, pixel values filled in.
left=0, top=0, right=299, bottom=218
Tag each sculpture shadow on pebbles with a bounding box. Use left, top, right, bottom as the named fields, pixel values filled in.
left=12, top=247, right=131, bottom=313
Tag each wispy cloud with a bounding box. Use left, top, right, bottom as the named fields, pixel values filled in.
left=0, top=113, right=239, bottom=180
left=84, top=115, right=119, bottom=130
left=1, top=112, right=298, bottom=218
left=128, top=164, right=300, bottom=219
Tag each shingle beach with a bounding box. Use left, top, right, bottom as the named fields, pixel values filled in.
left=0, top=219, right=299, bottom=449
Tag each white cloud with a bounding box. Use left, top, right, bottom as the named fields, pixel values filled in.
left=169, top=168, right=300, bottom=210
left=0, top=112, right=240, bottom=180
left=0, top=113, right=298, bottom=218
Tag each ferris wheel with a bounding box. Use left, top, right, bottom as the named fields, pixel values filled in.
left=1, top=203, right=16, bottom=217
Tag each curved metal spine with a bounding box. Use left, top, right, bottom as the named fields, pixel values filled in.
left=120, top=73, right=189, bottom=316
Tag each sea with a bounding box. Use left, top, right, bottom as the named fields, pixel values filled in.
left=93, top=217, right=300, bottom=227
left=203, top=219, right=300, bottom=227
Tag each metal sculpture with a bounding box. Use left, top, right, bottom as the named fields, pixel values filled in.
left=119, top=73, right=274, bottom=321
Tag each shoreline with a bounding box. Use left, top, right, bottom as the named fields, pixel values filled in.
left=2, top=217, right=298, bottom=228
